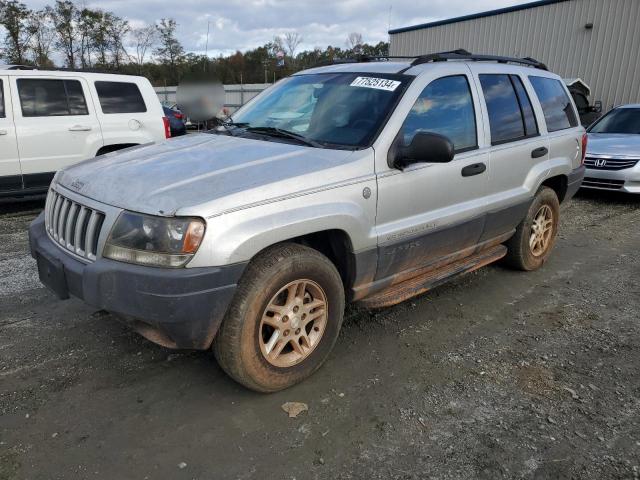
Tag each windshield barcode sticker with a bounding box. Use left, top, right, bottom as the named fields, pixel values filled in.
left=350, top=77, right=401, bottom=91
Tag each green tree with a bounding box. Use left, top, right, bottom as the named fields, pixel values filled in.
left=0, top=0, right=33, bottom=64
left=51, top=0, right=78, bottom=67
left=27, top=6, right=56, bottom=67
left=154, top=18, right=184, bottom=83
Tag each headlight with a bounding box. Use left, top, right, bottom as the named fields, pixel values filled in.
left=103, top=211, right=206, bottom=268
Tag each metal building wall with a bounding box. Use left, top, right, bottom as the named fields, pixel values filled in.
left=390, top=0, right=640, bottom=109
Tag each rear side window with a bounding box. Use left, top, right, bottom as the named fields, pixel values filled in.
left=480, top=74, right=539, bottom=145
left=95, top=81, right=147, bottom=114
left=18, top=79, right=88, bottom=117
left=401, top=75, right=477, bottom=152
left=0, top=80, right=5, bottom=118
left=529, top=76, right=578, bottom=132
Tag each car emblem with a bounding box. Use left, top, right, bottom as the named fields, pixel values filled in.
left=69, top=179, right=86, bottom=191
left=594, top=159, right=607, bottom=167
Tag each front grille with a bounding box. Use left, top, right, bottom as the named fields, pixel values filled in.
left=582, top=177, right=625, bottom=190
left=44, top=189, right=105, bottom=261
left=585, top=156, right=639, bottom=171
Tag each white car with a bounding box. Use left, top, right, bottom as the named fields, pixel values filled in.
left=0, top=69, right=169, bottom=198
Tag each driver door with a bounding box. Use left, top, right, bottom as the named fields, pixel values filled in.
left=374, top=66, right=490, bottom=283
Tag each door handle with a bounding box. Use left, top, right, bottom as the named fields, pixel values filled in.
left=68, top=125, right=92, bottom=132
left=0, top=129, right=7, bottom=136
left=461, top=162, right=486, bottom=177
left=531, top=147, right=548, bottom=158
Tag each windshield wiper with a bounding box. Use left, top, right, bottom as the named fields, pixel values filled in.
left=245, top=126, right=323, bottom=148
left=213, top=121, right=249, bottom=136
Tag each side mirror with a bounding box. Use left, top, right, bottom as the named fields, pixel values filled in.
left=593, top=101, right=603, bottom=113
left=390, top=132, right=455, bottom=169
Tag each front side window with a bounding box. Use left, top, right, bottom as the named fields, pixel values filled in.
left=95, top=81, right=147, bottom=114
left=588, top=108, right=640, bottom=134
left=401, top=75, right=477, bottom=152
left=529, top=76, right=578, bottom=132
left=18, top=79, right=88, bottom=117
left=0, top=80, right=5, bottom=118
left=231, top=73, right=409, bottom=148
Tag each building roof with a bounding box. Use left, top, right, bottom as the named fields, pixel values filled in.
left=389, top=0, right=571, bottom=35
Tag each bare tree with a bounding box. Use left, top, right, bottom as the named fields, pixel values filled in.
left=129, top=24, right=156, bottom=72
left=27, top=6, right=56, bottom=67
left=346, top=32, right=363, bottom=51
left=283, top=31, right=302, bottom=58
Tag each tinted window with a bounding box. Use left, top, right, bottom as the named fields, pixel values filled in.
left=401, top=75, right=477, bottom=152
left=18, top=79, right=88, bottom=117
left=588, top=108, right=640, bottom=134
left=480, top=74, right=526, bottom=144
left=0, top=80, right=4, bottom=118
left=511, top=76, right=538, bottom=137
left=529, top=76, right=578, bottom=132
left=95, top=81, right=147, bottom=114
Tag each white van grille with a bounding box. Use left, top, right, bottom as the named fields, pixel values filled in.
left=44, top=188, right=105, bottom=261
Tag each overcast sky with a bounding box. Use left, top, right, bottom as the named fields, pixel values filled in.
left=20, top=0, right=529, bottom=57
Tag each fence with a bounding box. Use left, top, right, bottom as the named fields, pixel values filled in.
left=154, top=83, right=270, bottom=113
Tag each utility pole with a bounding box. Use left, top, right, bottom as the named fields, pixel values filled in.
left=204, top=19, right=211, bottom=72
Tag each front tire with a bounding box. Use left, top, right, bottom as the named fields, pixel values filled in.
left=504, top=186, right=560, bottom=271
left=213, top=243, right=345, bottom=392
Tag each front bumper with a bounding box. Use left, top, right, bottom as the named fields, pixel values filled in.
left=582, top=163, right=640, bottom=193
left=29, top=213, right=246, bottom=349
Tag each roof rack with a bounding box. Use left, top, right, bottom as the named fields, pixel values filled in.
left=407, top=49, right=548, bottom=70
left=315, top=49, right=547, bottom=71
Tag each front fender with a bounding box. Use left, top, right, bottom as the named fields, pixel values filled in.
left=189, top=184, right=377, bottom=268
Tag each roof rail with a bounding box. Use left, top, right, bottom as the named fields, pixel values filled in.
left=408, top=49, right=547, bottom=70
left=0, top=64, right=37, bottom=70
left=312, top=49, right=547, bottom=71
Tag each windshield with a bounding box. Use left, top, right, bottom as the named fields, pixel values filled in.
left=588, top=108, right=640, bottom=134
left=229, top=73, right=409, bottom=148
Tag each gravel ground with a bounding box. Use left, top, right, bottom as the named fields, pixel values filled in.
left=1, top=191, right=639, bottom=480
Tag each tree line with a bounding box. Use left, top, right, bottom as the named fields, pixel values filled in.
left=0, top=0, right=389, bottom=86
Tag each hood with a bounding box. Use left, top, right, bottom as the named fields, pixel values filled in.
left=57, top=134, right=362, bottom=216
left=587, top=133, right=640, bottom=159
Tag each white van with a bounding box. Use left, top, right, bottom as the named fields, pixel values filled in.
left=0, top=68, right=169, bottom=198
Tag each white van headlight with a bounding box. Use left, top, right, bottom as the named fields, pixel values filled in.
left=103, top=212, right=206, bottom=268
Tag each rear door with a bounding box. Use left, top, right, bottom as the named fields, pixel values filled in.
left=89, top=80, right=162, bottom=146
left=10, top=76, right=103, bottom=189
left=0, top=76, right=23, bottom=195
left=528, top=76, right=583, bottom=171
left=469, top=64, right=549, bottom=241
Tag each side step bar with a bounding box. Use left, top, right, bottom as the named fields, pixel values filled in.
left=358, top=245, right=507, bottom=309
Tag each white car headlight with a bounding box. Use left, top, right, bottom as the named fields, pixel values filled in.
left=103, top=211, right=206, bottom=268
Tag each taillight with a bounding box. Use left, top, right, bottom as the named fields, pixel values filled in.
left=581, top=133, right=588, bottom=165
left=173, top=113, right=183, bottom=120
left=162, top=116, right=171, bottom=139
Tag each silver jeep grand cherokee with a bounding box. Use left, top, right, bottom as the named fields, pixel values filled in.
left=30, top=51, right=585, bottom=392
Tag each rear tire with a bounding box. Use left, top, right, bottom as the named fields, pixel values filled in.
left=504, top=186, right=560, bottom=271
left=213, top=243, right=345, bottom=392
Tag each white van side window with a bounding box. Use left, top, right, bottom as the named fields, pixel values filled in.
left=18, top=79, right=88, bottom=117
left=95, top=81, right=147, bottom=114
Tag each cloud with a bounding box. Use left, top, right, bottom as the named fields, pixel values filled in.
left=20, top=0, right=527, bottom=56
